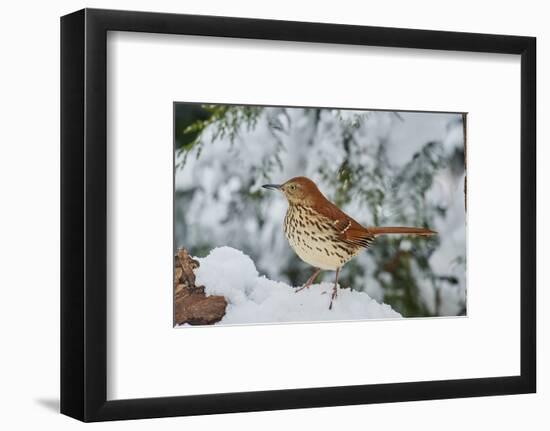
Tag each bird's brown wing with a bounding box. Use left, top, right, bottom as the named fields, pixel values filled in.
left=313, top=200, right=375, bottom=248
left=337, top=220, right=376, bottom=248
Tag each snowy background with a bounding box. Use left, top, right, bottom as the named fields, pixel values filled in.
left=174, top=104, right=467, bottom=319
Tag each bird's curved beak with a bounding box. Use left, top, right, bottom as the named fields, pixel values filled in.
left=262, top=184, right=281, bottom=191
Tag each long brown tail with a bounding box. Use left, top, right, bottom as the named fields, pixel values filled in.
left=368, top=226, right=436, bottom=236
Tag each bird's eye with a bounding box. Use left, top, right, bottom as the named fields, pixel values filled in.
left=289, top=184, right=295, bottom=190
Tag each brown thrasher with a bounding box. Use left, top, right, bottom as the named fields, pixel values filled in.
left=263, top=176, right=436, bottom=310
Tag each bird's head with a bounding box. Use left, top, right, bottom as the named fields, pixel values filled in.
left=262, top=176, right=323, bottom=205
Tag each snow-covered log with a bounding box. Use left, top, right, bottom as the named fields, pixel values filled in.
left=174, top=249, right=227, bottom=325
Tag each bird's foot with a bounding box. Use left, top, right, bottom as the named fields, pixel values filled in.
left=296, top=269, right=321, bottom=293
left=328, top=285, right=338, bottom=310
left=295, top=284, right=310, bottom=293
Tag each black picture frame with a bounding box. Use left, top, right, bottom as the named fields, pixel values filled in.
left=61, top=8, right=536, bottom=422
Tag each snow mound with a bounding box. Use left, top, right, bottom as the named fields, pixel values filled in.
left=195, top=247, right=401, bottom=325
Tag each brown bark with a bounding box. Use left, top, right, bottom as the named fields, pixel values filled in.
left=174, top=248, right=227, bottom=325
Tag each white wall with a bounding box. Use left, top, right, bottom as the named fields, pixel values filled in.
left=0, top=0, right=547, bottom=429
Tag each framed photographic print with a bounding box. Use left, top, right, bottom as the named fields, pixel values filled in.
left=61, top=8, right=536, bottom=422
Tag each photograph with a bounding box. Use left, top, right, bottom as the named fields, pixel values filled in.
left=173, top=103, right=467, bottom=326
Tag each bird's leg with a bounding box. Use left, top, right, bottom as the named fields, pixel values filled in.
left=295, top=268, right=321, bottom=293
left=329, top=267, right=341, bottom=310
